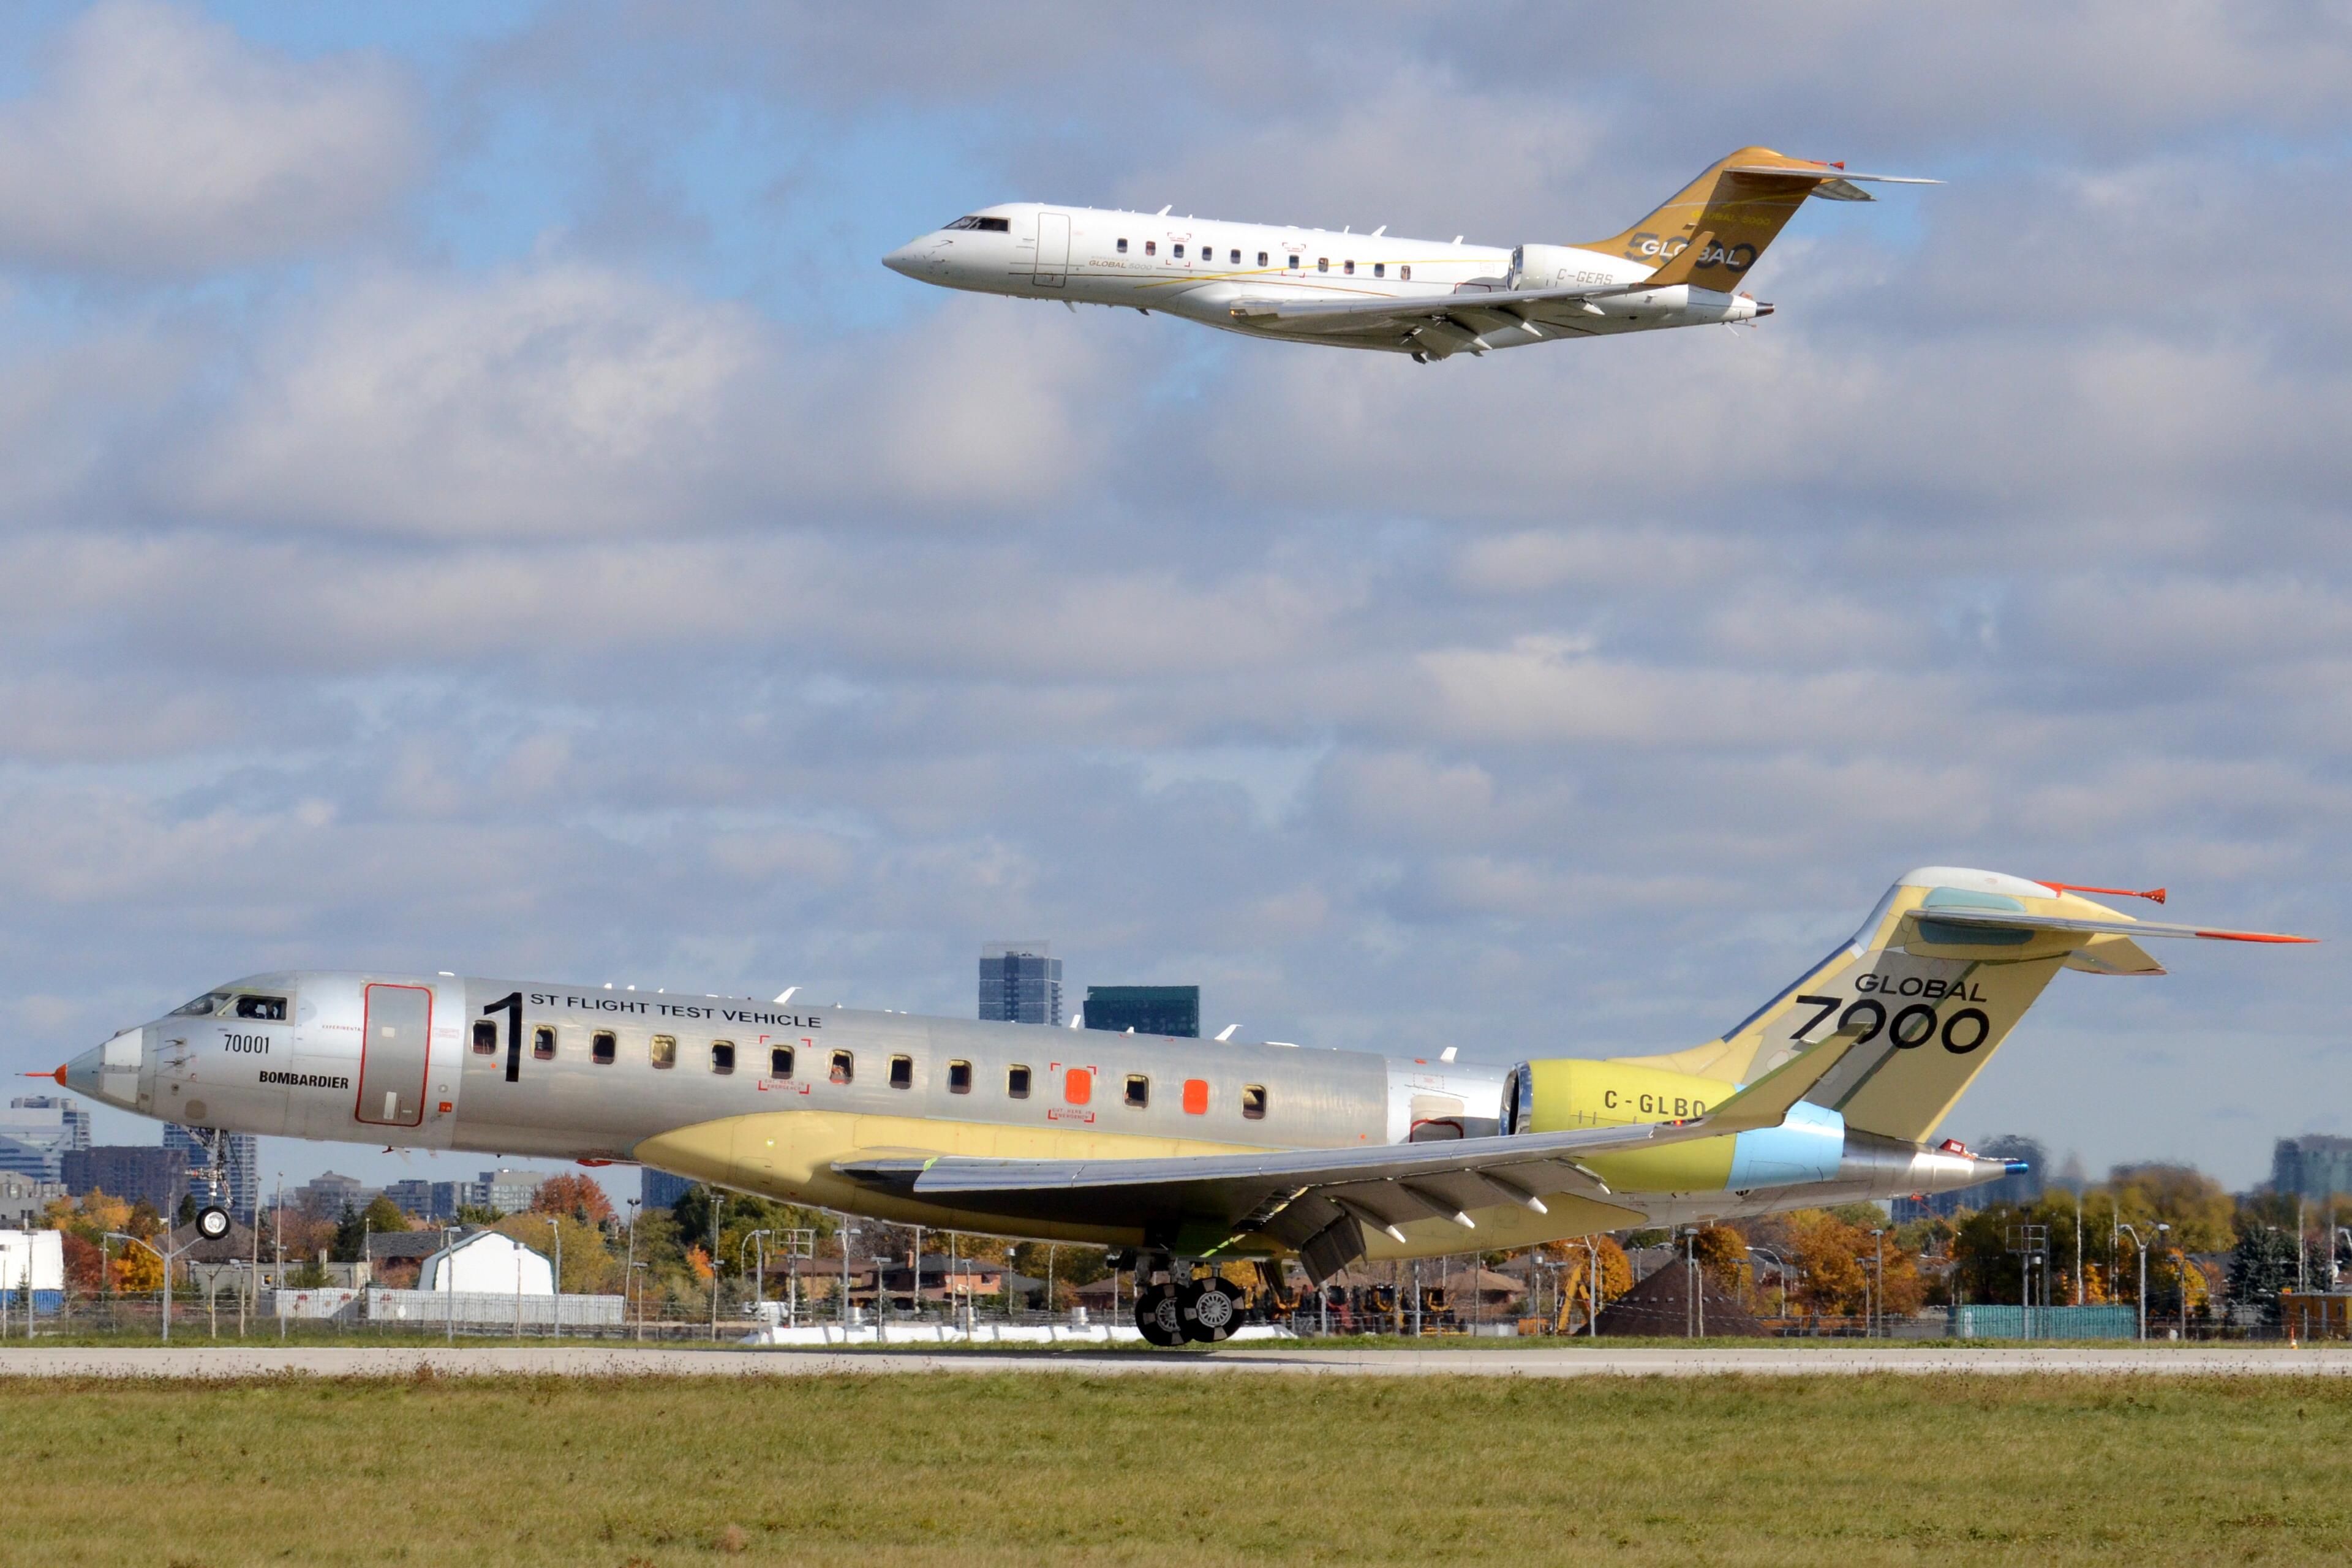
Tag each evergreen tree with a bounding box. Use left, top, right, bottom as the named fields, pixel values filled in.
left=2226, top=1226, right=2297, bottom=1322
left=329, top=1201, right=367, bottom=1263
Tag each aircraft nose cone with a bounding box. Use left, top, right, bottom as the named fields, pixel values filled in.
left=882, top=243, right=919, bottom=276
left=62, top=1042, right=107, bottom=1099
left=67, top=1025, right=147, bottom=1109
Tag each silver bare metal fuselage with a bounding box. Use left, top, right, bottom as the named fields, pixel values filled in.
left=66, top=968, right=1998, bottom=1257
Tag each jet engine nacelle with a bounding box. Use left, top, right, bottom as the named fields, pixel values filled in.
left=1500, top=1058, right=1727, bottom=1135
left=1507, top=244, right=1613, bottom=290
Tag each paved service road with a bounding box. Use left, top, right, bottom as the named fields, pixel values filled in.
left=5, top=1344, right=2352, bottom=1378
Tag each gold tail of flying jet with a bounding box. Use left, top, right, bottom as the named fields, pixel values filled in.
left=1580, top=145, right=1937, bottom=293
left=1619, top=868, right=2313, bottom=1144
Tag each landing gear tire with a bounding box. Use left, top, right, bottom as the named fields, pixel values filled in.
left=1136, top=1287, right=1186, bottom=1349
left=1180, top=1277, right=1242, bottom=1344
left=194, top=1205, right=232, bottom=1241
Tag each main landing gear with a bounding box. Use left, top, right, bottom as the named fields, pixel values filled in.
left=1128, top=1256, right=1248, bottom=1347
left=194, top=1205, right=232, bottom=1241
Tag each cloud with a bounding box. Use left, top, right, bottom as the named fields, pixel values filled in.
left=0, top=1, right=423, bottom=273
left=3, top=5, right=2350, bottom=1195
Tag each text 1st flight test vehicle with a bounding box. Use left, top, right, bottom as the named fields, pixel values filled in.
left=883, top=145, right=1934, bottom=361
left=61, top=868, right=2306, bottom=1344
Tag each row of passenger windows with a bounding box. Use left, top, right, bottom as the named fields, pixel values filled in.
left=1112, top=237, right=1407, bottom=280
left=467, top=1020, right=1267, bottom=1117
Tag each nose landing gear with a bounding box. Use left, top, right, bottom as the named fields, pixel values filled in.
left=194, top=1205, right=232, bottom=1241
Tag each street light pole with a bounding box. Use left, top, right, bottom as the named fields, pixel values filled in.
left=622, top=1199, right=639, bottom=1338
left=544, top=1216, right=562, bottom=1338
left=272, top=1174, right=284, bottom=1343
left=1870, top=1229, right=1885, bottom=1340
left=105, top=1232, right=183, bottom=1343
left=2073, top=1187, right=2084, bottom=1306
left=2118, top=1223, right=2146, bottom=1340
left=440, top=1225, right=458, bottom=1344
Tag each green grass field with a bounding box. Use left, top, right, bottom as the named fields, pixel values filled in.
left=7, top=1372, right=2348, bottom=1566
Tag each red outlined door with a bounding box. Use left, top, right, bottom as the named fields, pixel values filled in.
left=356, top=982, right=432, bottom=1128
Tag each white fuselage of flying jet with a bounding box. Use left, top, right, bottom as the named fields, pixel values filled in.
left=881, top=203, right=1762, bottom=354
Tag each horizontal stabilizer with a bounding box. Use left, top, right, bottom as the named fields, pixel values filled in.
left=1909, top=908, right=2316, bottom=944
left=1721, top=164, right=1938, bottom=200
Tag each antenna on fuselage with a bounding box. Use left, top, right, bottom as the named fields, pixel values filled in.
left=1156, top=205, right=1170, bottom=216
left=774, top=986, right=799, bottom=1005
left=1214, top=1024, right=1238, bottom=1042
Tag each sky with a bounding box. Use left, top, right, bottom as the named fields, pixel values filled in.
left=1, top=1, right=2346, bottom=1202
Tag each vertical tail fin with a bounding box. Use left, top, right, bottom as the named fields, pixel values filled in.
left=1623, top=867, right=2306, bottom=1143
left=1580, top=146, right=1931, bottom=290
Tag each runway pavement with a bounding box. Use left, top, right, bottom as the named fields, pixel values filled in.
left=5, top=1343, right=2352, bottom=1379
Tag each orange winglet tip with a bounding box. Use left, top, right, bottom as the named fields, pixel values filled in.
left=2043, top=881, right=2166, bottom=905
left=2194, top=930, right=2318, bottom=944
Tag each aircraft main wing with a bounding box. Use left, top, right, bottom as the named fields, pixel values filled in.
left=1226, top=281, right=1656, bottom=348
left=836, top=1027, right=1867, bottom=1283
left=839, top=1123, right=1659, bottom=1283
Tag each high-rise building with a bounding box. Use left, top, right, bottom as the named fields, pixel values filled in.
left=979, top=941, right=1062, bottom=1025
left=382, top=1178, right=452, bottom=1220
left=469, top=1169, right=549, bottom=1215
left=0, top=1136, right=56, bottom=1183
left=288, top=1170, right=376, bottom=1218
left=643, top=1168, right=695, bottom=1210
left=0, top=1096, right=92, bottom=1181
left=1083, top=985, right=1200, bottom=1039
left=160, top=1125, right=260, bottom=1222
left=61, top=1146, right=189, bottom=1215
left=10, top=1095, right=91, bottom=1151
left=2272, top=1135, right=2352, bottom=1200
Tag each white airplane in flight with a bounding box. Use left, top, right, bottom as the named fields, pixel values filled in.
left=883, top=146, right=1934, bottom=361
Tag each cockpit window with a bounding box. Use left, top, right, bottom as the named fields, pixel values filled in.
left=235, top=995, right=288, bottom=1022
left=943, top=216, right=1011, bottom=232
left=172, top=992, right=229, bottom=1017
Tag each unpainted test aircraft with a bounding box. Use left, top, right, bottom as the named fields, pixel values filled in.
left=59, top=869, right=2306, bottom=1344
left=883, top=146, right=1934, bottom=360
